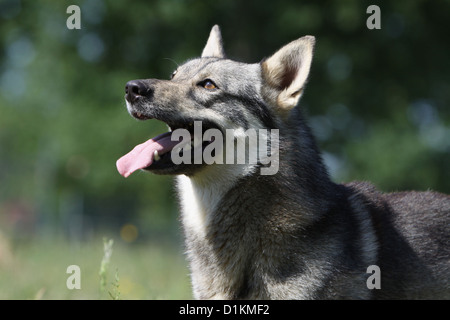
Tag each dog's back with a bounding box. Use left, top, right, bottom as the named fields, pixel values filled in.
left=348, top=182, right=450, bottom=299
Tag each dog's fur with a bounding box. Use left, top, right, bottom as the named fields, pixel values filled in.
left=120, top=26, right=450, bottom=299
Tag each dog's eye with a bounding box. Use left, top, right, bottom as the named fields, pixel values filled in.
left=199, top=79, right=217, bottom=90
left=170, top=70, right=178, bottom=79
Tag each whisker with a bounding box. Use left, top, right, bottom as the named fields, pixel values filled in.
left=163, top=57, right=180, bottom=68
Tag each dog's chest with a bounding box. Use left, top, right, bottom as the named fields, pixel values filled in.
left=176, top=165, right=254, bottom=236
left=177, top=175, right=223, bottom=237
left=176, top=172, right=266, bottom=299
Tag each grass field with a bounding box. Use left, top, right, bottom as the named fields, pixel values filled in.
left=0, top=233, right=192, bottom=300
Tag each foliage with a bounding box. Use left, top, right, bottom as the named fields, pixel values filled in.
left=99, top=238, right=114, bottom=294
left=0, top=235, right=191, bottom=299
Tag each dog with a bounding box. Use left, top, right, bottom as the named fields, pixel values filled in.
left=117, top=25, right=450, bottom=299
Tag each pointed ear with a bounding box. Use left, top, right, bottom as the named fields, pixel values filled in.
left=261, top=36, right=315, bottom=110
left=201, top=25, right=226, bottom=58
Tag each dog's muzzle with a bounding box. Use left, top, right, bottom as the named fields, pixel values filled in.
left=125, top=80, right=153, bottom=104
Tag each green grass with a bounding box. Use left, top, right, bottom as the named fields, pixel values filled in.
left=0, top=234, right=192, bottom=300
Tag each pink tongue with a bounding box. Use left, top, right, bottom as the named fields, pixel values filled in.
left=116, top=132, right=181, bottom=178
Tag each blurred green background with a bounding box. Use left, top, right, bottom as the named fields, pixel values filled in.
left=0, top=0, right=449, bottom=299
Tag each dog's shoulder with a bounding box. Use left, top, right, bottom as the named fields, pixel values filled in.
left=342, top=181, right=384, bottom=213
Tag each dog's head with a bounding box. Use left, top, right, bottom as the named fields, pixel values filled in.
left=117, top=25, right=314, bottom=177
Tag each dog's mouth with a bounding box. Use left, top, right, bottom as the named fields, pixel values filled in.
left=116, top=114, right=219, bottom=177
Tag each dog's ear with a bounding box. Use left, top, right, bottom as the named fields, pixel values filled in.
left=201, top=25, right=226, bottom=58
left=261, top=36, right=315, bottom=110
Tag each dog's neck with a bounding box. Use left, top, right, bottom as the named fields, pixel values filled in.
left=176, top=118, right=335, bottom=299
left=177, top=163, right=258, bottom=238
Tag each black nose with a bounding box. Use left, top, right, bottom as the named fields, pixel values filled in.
left=125, top=80, right=151, bottom=103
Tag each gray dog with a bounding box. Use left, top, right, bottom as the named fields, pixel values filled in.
left=117, top=26, right=450, bottom=299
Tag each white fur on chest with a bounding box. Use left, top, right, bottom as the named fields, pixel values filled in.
left=176, top=164, right=256, bottom=237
